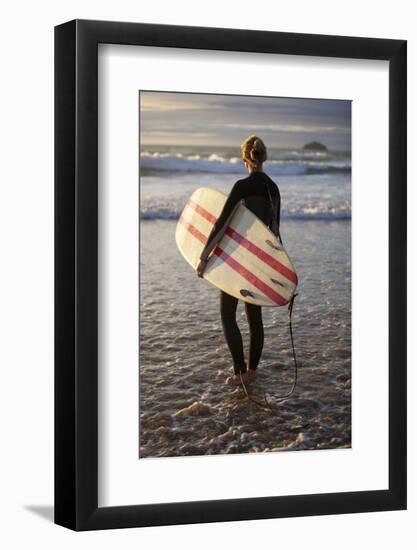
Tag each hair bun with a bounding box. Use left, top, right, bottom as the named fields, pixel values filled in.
left=241, top=135, right=267, bottom=169
left=252, top=138, right=261, bottom=151
left=250, top=138, right=266, bottom=161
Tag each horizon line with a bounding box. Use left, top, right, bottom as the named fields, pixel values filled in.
left=140, top=143, right=351, bottom=153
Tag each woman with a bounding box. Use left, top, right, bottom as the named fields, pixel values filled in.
left=197, top=136, right=282, bottom=385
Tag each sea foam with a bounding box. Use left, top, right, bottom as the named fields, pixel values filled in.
left=140, top=151, right=351, bottom=176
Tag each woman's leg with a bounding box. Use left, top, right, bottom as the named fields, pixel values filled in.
left=244, top=302, right=264, bottom=371
left=220, top=291, right=247, bottom=375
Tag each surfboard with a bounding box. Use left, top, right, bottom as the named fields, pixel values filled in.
left=175, top=187, right=298, bottom=307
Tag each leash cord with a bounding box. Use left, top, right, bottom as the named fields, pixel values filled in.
left=239, top=372, right=273, bottom=412
left=239, top=292, right=299, bottom=410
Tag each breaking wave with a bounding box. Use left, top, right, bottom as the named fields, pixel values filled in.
left=140, top=204, right=351, bottom=221
left=140, top=151, right=351, bottom=176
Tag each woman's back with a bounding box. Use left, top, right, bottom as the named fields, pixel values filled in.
left=199, top=170, right=282, bottom=260
left=196, top=135, right=282, bottom=385
left=237, top=171, right=280, bottom=232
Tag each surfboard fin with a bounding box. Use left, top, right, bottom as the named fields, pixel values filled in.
left=240, top=289, right=254, bottom=298
left=265, top=239, right=282, bottom=251
left=270, top=278, right=286, bottom=287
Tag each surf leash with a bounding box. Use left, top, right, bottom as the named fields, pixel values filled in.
left=239, top=372, right=273, bottom=412
left=238, top=292, right=299, bottom=411
left=273, top=291, right=299, bottom=401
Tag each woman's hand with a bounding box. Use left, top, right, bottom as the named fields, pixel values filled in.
left=196, top=258, right=208, bottom=278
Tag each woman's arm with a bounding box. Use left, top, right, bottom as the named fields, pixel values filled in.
left=199, top=181, right=245, bottom=262
left=197, top=198, right=243, bottom=277
left=276, top=187, right=283, bottom=245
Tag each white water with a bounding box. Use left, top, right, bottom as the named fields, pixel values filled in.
left=139, top=219, right=351, bottom=457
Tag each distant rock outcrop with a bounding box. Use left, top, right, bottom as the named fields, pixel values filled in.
left=303, top=141, right=328, bottom=151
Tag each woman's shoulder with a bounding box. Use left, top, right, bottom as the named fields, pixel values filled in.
left=262, top=172, right=279, bottom=192
left=230, top=177, right=251, bottom=193
left=232, top=172, right=278, bottom=193
left=233, top=177, right=246, bottom=186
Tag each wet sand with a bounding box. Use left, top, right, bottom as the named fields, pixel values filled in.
left=139, top=218, right=351, bottom=457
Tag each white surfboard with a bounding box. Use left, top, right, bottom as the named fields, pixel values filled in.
left=175, top=187, right=298, bottom=307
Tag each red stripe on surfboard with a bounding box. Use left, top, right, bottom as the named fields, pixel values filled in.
left=187, top=198, right=298, bottom=285
left=178, top=215, right=288, bottom=306
left=179, top=214, right=206, bottom=245
left=188, top=199, right=217, bottom=224
left=213, top=247, right=288, bottom=306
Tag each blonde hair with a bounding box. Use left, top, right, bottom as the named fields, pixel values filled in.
left=241, top=135, right=267, bottom=170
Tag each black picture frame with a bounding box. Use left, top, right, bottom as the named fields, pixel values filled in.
left=55, top=19, right=407, bottom=531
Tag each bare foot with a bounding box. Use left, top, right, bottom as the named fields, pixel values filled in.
left=245, top=369, right=257, bottom=383
left=226, top=371, right=256, bottom=385
left=226, top=373, right=243, bottom=385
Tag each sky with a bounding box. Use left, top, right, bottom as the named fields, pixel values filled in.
left=140, top=91, right=351, bottom=151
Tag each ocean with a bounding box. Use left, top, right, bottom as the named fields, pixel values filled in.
left=139, top=146, right=351, bottom=458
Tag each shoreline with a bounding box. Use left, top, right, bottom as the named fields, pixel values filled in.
left=139, top=217, right=351, bottom=458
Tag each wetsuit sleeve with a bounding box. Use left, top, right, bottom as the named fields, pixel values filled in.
left=199, top=181, right=246, bottom=261
left=276, top=188, right=283, bottom=245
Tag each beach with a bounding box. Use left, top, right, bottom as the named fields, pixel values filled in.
left=139, top=147, right=351, bottom=457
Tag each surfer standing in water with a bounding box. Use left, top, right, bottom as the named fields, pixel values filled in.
left=197, top=136, right=282, bottom=385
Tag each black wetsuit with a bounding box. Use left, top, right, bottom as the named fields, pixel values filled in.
left=200, top=171, right=282, bottom=375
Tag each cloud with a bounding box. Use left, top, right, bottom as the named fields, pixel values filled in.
left=140, top=92, right=221, bottom=112
left=140, top=91, right=351, bottom=149
left=223, top=123, right=350, bottom=134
